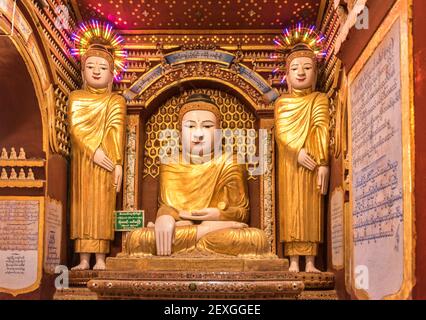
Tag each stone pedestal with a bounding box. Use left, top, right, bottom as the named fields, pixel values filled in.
left=83, top=257, right=337, bottom=300
left=54, top=271, right=99, bottom=300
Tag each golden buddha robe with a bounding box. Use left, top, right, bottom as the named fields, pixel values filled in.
left=68, top=86, right=126, bottom=254
left=125, top=153, right=270, bottom=257
left=275, top=88, right=329, bottom=256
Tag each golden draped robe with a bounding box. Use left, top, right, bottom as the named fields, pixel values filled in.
left=274, top=88, right=329, bottom=256
left=125, top=153, right=270, bottom=257
left=68, top=86, right=126, bottom=254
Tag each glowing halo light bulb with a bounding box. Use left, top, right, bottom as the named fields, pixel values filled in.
left=70, top=19, right=128, bottom=82
left=271, top=23, right=327, bottom=81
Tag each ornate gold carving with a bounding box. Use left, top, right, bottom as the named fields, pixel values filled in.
left=137, top=62, right=270, bottom=108
left=48, top=85, right=71, bottom=156
left=0, top=159, right=45, bottom=167
left=181, top=43, right=218, bottom=51
left=86, top=269, right=335, bottom=300
left=55, top=269, right=336, bottom=300
left=88, top=278, right=304, bottom=300
left=261, top=129, right=275, bottom=252
left=123, top=115, right=139, bottom=211
left=298, top=290, right=338, bottom=300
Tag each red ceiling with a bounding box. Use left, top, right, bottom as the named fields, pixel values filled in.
left=75, top=0, right=323, bottom=30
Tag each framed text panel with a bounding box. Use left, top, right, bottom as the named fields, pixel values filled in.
left=347, top=0, right=414, bottom=300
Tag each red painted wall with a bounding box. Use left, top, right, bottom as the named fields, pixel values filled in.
left=412, top=0, right=426, bottom=300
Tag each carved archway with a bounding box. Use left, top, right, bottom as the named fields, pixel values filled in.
left=124, top=49, right=279, bottom=109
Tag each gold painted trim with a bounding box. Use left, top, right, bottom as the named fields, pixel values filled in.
left=121, top=115, right=140, bottom=252
left=0, top=196, right=45, bottom=296
left=144, top=77, right=258, bottom=110
left=164, top=49, right=235, bottom=67
left=0, top=159, right=45, bottom=167
left=123, top=115, right=140, bottom=210
left=316, top=0, right=328, bottom=28
left=124, top=44, right=277, bottom=51
left=0, top=180, right=44, bottom=188
left=347, top=0, right=415, bottom=300
left=120, top=29, right=284, bottom=35
left=128, top=62, right=274, bottom=107
left=259, top=120, right=276, bottom=253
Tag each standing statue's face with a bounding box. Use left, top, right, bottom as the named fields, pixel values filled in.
left=83, top=56, right=113, bottom=89
left=286, top=56, right=317, bottom=90
left=181, top=110, right=218, bottom=157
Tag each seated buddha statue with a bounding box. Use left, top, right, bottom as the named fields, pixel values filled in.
left=124, top=94, right=271, bottom=258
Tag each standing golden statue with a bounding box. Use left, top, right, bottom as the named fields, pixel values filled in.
left=68, top=21, right=127, bottom=270
left=125, top=94, right=271, bottom=257
left=274, top=27, right=330, bottom=272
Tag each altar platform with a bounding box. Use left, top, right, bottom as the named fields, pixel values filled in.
left=54, top=257, right=337, bottom=300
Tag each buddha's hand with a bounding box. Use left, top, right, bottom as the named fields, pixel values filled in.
left=179, top=208, right=220, bottom=221
left=154, top=215, right=175, bottom=256
left=317, top=166, right=330, bottom=195
left=113, top=165, right=123, bottom=193
left=298, top=148, right=317, bottom=171
left=93, top=148, right=114, bottom=172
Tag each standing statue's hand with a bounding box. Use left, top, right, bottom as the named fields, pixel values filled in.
left=154, top=215, right=175, bottom=256
left=298, top=148, right=317, bottom=171
left=93, top=148, right=114, bottom=172
left=113, top=165, right=123, bottom=193
left=179, top=208, right=221, bottom=221
left=317, top=166, right=330, bottom=195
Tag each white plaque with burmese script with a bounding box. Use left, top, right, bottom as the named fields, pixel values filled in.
left=349, top=18, right=407, bottom=300
left=330, top=187, right=344, bottom=270
left=43, top=198, right=62, bottom=274
left=0, top=197, right=44, bottom=296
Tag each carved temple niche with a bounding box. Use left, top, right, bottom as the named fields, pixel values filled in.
left=120, top=54, right=279, bottom=255
left=0, top=2, right=72, bottom=298
left=141, top=87, right=262, bottom=224
left=0, top=36, right=45, bottom=197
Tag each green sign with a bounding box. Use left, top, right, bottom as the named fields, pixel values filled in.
left=114, top=210, right=144, bottom=231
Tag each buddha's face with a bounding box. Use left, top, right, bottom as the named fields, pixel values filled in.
left=181, top=110, right=218, bottom=156
left=83, top=56, right=113, bottom=89
left=286, top=56, right=317, bottom=90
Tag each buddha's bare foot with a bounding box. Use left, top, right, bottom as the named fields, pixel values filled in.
left=289, top=256, right=299, bottom=273
left=305, top=256, right=321, bottom=273
left=71, top=253, right=90, bottom=271
left=305, top=263, right=321, bottom=273
left=147, top=221, right=155, bottom=228
left=71, top=261, right=90, bottom=271
left=289, top=262, right=300, bottom=272
left=93, top=253, right=106, bottom=271
left=93, top=260, right=106, bottom=270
